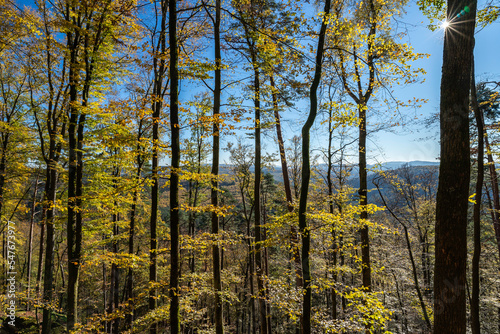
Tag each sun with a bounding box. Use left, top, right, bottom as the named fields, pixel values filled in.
left=441, top=19, right=450, bottom=29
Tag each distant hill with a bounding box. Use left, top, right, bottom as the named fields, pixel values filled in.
left=218, top=161, right=439, bottom=184
left=374, top=161, right=439, bottom=170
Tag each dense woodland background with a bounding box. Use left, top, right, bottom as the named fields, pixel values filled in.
left=0, top=0, right=499, bottom=333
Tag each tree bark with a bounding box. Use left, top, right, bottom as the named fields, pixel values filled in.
left=211, top=0, right=224, bottom=332
left=269, top=75, right=303, bottom=289
left=374, top=182, right=431, bottom=329
left=126, top=119, right=144, bottom=329
left=169, top=0, right=181, bottom=330
left=27, top=168, right=41, bottom=311
left=298, top=1, right=331, bottom=332
left=434, top=1, right=476, bottom=333
left=471, top=51, right=482, bottom=334
left=41, top=162, right=57, bottom=334
left=484, top=135, right=500, bottom=256
left=252, top=55, right=268, bottom=334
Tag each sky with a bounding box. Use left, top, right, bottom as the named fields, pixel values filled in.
left=19, top=0, right=499, bottom=165
left=360, top=2, right=500, bottom=163
left=211, top=1, right=500, bottom=166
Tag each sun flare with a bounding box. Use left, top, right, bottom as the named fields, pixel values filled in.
left=441, top=19, right=450, bottom=29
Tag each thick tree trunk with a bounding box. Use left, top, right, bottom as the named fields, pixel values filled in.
left=434, top=1, right=476, bottom=333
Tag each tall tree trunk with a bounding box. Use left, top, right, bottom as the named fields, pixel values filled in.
left=169, top=0, right=181, bottom=330
left=471, top=52, right=483, bottom=334
left=269, top=75, right=303, bottom=289
left=358, top=102, right=371, bottom=291
left=336, top=0, right=378, bottom=294
left=126, top=121, right=144, bottom=329
left=245, top=215, right=257, bottom=334
left=326, top=96, right=338, bottom=320
left=252, top=54, right=268, bottom=334
left=67, top=44, right=87, bottom=330
left=298, top=1, right=331, bottom=332
left=484, top=135, right=500, bottom=256
left=374, top=184, right=431, bottom=329
left=434, top=1, right=476, bottom=333
left=27, top=168, right=41, bottom=311
left=109, top=167, right=120, bottom=333
left=150, top=2, right=167, bottom=333
left=211, top=0, right=224, bottom=332
left=36, top=208, right=45, bottom=297
left=41, top=161, right=57, bottom=334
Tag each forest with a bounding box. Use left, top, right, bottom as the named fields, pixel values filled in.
left=0, top=0, right=499, bottom=333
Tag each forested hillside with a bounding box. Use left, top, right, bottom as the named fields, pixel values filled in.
left=0, top=0, right=499, bottom=333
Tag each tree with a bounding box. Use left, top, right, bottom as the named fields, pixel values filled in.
left=298, top=0, right=331, bottom=332
left=471, top=54, right=483, bottom=334
left=62, top=0, right=134, bottom=328
left=373, top=166, right=434, bottom=331
left=169, top=0, right=181, bottom=331
left=209, top=0, right=224, bottom=332
left=434, top=1, right=476, bottom=333
left=149, top=1, right=168, bottom=332
left=27, top=3, right=69, bottom=331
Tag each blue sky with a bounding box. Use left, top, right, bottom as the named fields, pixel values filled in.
left=212, top=1, right=500, bottom=166
left=20, top=0, right=498, bottom=165
left=363, top=2, right=500, bottom=163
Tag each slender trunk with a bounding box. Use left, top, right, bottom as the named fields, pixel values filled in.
left=169, top=0, right=181, bottom=330
left=36, top=208, right=45, bottom=297
left=484, top=135, right=500, bottom=256
left=252, top=56, right=268, bottom=334
left=67, top=20, right=90, bottom=329
left=0, top=139, right=7, bottom=218
left=358, top=103, right=371, bottom=292
left=393, top=272, right=409, bottom=333
left=126, top=146, right=142, bottom=328
left=471, top=52, right=482, bottom=334
left=103, top=261, right=108, bottom=333
left=41, top=163, right=57, bottom=334
left=264, top=226, right=272, bottom=334
left=298, top=1, right=331, bottom=332
left=375, top=183, right=431, bottom=329
left=149, top=53, right=160, bottom=334
left=248, top=242, right=257, bottom=334
left=150, top=2, right=167, bottom=332
left=326, top=87, right=338, bottom=320
left=247, top=215, right=257, bottom=334
left=109, top=167, right=120, bottom=334
left=269, top=75, right=302, bottom=289
left=212, top=0, right=224, bottom=332
left=27, top=169, right=41, bottom=311
left=67, top=88, right=86, bottom=333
